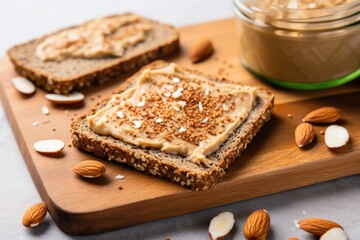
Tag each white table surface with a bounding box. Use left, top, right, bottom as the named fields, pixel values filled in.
left=0, top=0, right=359, bottom=239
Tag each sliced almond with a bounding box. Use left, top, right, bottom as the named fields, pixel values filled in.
left=189, top=38, right=214, bottom=63
left=302, top=107, right=341, bottom=124
left=208, top=212, right=235, bottom=240
left=72, top=160, right=106, bottom=178
left=324, top=125, right=349, bottom=148
left=295, top=122, right=315, bottom=148
left=320, top=228, right=347, bottom=240
left=297, top=218, right=342, bottom=236
left=45, top=92, right=84, bottom=104
left=12, top=76, right=36, bottom=95
left=22, top=202, right=47, bottom=227
left=33, top=139, right=64, bottom=154
left=243, top=209, right=271, bottom=240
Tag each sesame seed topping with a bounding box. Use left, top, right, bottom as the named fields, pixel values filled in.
left=199, top=101, right=203, bottom=112
left=199, top=141, right=205, bottom=148
left=172, top=77, right=181, bottom=83
left=173, top=106, right=180, bottom=111
left=201, top=117, right=208, bottom=123
left=178, top=101, right=186, bottom=107
left=205, top=88, right=210, bottom=96
left=172, top=87, right=183, bottom=99
left=132, top=120, right=142, bottom=129
left=164, top=92, right=171, bottom=97
left=179, top=126, right=186, bottom=133
left=222, top=103, right=229, bottom=111
left=136, top=96, right=146, bottom=107
left=32, top=121, right=39, bottom=127
left=117, top=111, right=124, bottom=118
left=155, top=118, right=163, bottom=123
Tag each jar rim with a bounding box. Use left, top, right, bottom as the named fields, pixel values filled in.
left=233, top=0, right=360, bottom=30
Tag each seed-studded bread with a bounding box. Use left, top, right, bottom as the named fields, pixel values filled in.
left=71, top=61, right=274, bottom=190
left=7, top=13, right=179, bottom=94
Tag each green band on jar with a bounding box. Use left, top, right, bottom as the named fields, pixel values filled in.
left=246, top=66, right=360, bottom=90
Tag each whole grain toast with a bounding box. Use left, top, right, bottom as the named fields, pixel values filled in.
left=71, top=61, right=274, bottom=190
left=7, top=13, right=179, bottom=94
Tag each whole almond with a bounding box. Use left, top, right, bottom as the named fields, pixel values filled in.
left=288, top=237, right=299, bottom=240
left=295, top=122, right=315, bottom=148
left=188, top=38, right=214, bottom=63
left=297, top=218, right=342, bottom=236
left=72, top=160, right=106, bottom=178
left=302, top=107, right=341, bottom=124
left=22, top=202, right=47, bottom=227
left=243, top=209, right=270, bottom=240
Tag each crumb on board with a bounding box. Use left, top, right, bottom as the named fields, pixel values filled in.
left=41, top=106, right=50, bottom=115
left=115, top=174, right=125, bottom=179
left=118, top=185, right=123, bottom=190
left=287, top=113, right=293, bottom=118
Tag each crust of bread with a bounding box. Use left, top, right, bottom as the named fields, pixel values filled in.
left=7, top=13, right=179, bottom=94
left=71, top=61, right=274, bottom=190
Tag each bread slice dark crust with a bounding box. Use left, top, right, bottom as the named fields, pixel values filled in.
left=71, top=61, right=274, bottom=190
left=7, top=13, right=179, bottom=94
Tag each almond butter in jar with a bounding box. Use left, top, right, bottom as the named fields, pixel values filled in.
left=233, top=0, right=360, bottom=90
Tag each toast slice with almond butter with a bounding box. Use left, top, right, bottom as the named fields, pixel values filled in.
left=7, top=13, right=179, bottom=94
left=71, top=61, right=274, bottom=190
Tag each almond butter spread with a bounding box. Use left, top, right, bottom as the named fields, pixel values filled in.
left=36, top=14, right=153, bottom=61
left=87, top=63, right=257, bottom=167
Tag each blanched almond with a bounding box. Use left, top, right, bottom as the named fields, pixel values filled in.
left=12, top=76, right=36, bottom=95
left=22, top=202, right=47, bottom=227
left=320, top=228, right=347, bottom=240
left=208, top=212, right=235, bottom=240
left=324, top=125, right=349, bottom=148
left=45, top=92, right=84, bottom=104
left=33, top=139, right=65, bottom=154
left=72, top=160, right=106, bottom=178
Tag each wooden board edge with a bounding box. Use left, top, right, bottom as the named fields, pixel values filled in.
left=47, top=145, right=360, bottom=235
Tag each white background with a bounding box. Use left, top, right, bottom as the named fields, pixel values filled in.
left=0, top=0, right=360, bottom=239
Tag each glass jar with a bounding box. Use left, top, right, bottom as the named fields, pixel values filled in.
left=233, top=0, right=360, bottom=90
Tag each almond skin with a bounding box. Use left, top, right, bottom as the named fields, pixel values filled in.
left=22, top=202, right=47, bottom=227
left=72, top=160, right=106, bottom=178
left=302, top=107, right=341, bottom=124
left=243, top=209, right=270, bottom=240
left=295, top=122, right=315, bottom=148
left=188, top=38, right=214, bottom=63
left=298, top=218, right=342, bottom=236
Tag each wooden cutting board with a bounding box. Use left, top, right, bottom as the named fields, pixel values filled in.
left=1, top=18, right=360, bottom=235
